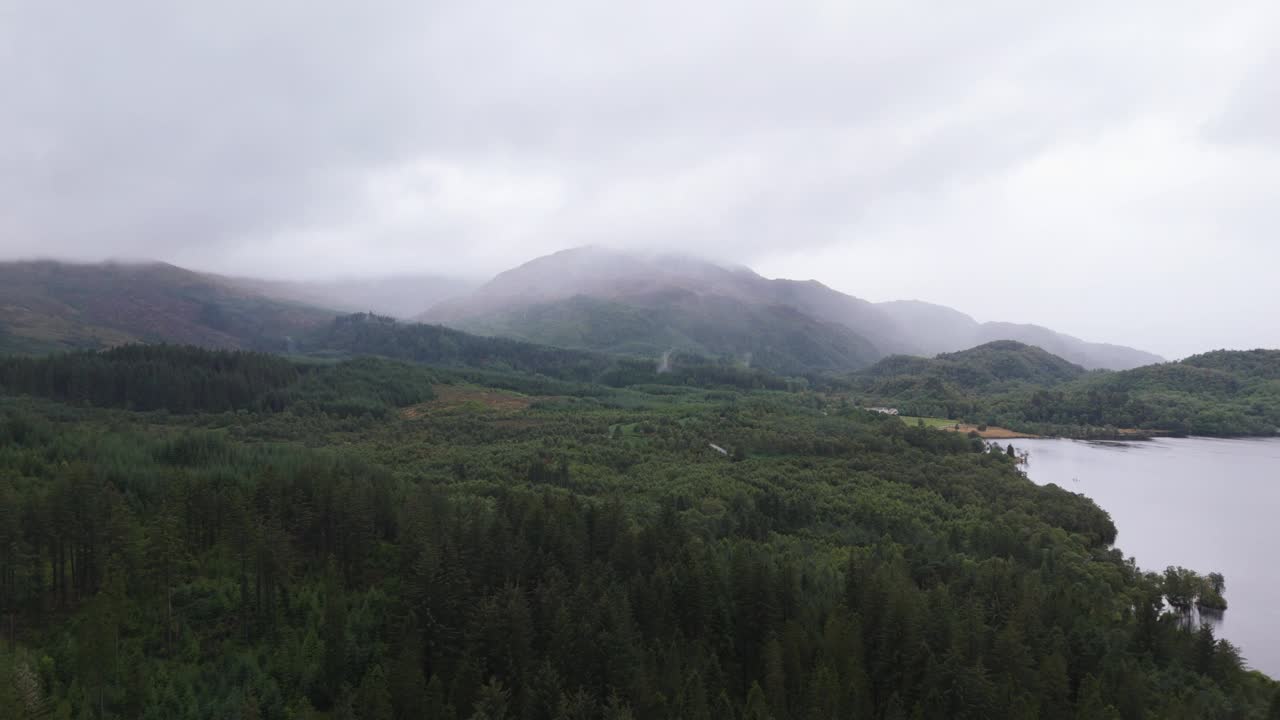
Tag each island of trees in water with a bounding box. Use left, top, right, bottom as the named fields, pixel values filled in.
left=0, top=336, right=1278, bottom=718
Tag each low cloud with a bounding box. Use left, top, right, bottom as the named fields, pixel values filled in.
left=2, top=0, right=1277, bottom=356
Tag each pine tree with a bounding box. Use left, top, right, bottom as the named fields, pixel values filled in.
left=555, top=689, right=598, bottom=720
left=320, top=565, right=350, bottom=707
left=424, top=675, right=455, bottom=720
left=388, top=626, right=427, bottom=719
left=469, top=677, right=511, bottom=720
left=763, top=637, right=787, bottom=719
left=602, top=694, right=635, bottom=720
left=713, top=691, right=737, bottom=720
left=357, top=664, right=394, bottom=720
left=743, top=681, right=772, bottom=720
left=333, top=683, right=358, bottom=720
left=1074, top=675, right=1119, bottom=720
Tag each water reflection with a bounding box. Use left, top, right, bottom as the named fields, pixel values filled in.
left=1008, top=437, right=1280, bottom=677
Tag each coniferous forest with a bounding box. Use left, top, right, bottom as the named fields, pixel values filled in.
left=1, top=343, right=1277, bottom=719
left=850, top=342, right=1280, bottom=438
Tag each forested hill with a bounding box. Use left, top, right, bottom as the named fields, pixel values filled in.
left=853, top=344, right=1280, bottom=437
left=1, top=344, right=1275, bottom=718
left=0, top=345, right=440, bottom=418
left=0, top=255, right=1163, bottom=375
left=0, top=260, right=334, bottom=354
left=850, top=341, right=1087, bottom=420
left=444, top=292, right=881, bottom=375
left=859, top=341, right=1087, bottom=387
left=301, top=312, right=802, bottom=391
left=422, top=246, right=1162, bottom=372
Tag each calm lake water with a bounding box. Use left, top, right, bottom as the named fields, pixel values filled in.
left=1007, top=437, right=1280, bottom=678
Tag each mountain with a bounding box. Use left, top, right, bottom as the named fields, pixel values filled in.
left=229, top=274, right=478, bottom=319
left=875, top=300, right=1163, bottom=370
left=0, top=260, right=335, bottom=354
left=423, top=246, right=1160, bottom=372
left=0, top=252, right=1163, bottom=378
left=425, top=247, right=884, bottom=373
left=451, top=292, right=881, bottom=375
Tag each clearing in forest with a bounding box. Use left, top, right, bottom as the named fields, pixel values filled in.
left=401, top=384, right=536, bottom=418
left=900, top=416, right=1039, bottom=439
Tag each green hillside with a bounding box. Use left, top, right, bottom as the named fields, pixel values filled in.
left=851, top=341, right=1087, bottom=419
left=0, top=346, right=1272, bottom=718
left=0, top=261, right=334, bottom=354
left=854, top=343, right=1280, bottom=437
left=453, top=292, right=881, bottom=375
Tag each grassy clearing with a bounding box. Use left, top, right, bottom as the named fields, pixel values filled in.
left=900, top=415, right=1039, bottom=439
left=901, top=416, right=960, bottom=429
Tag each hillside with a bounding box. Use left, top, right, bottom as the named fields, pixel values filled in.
left=425, top=247, right=885, bottom=374
left=300, top=312, right=800, bottom=392
left=876, top=300, right=1164, bottom=370
left=454, top=291, right=881, bottom=374
left=424, top=246, right=1161, bottom=373
left=1, top=344, right=1273, bottom=717
left=0, top=260, right=335, bottom=354
left=852, top=341, right=1088, bottom=419
left=856, top=344, right=1280, bottom=437
left=998, top=350, right=1280, bottom=436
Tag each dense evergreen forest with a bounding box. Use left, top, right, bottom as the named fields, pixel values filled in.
left=304, top=313, right=800, bottom=392
left=852, top=343, right=1280, bottom=438
left=450, top=292, right=882, bottom=375
left=0, top=345, right=1276, bottom=718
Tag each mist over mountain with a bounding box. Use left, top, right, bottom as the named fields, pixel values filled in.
left=876, top=301, right=1165, bottom=370
left=0, top=260, right=333, bottom=354
left=229, top=274, right=479, bottom=319
left=0, top=250, right=1163, bottom=375
left=422, top=246, right=1161, bottom=372
left=425, top=247, right=882, bottom=373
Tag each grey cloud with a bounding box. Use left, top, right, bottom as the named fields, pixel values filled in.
left=1, top=1, right=1278, bottom=356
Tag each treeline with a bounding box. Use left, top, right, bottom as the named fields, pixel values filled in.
left=854, top=344, right=1280, bottom=437
left=303, top=314, right=615, bottom=384
left=0, top=345, right=302, bottom=413
left=983, top=359, right=1280, bottom=436
left=0, top=346, right=437, bottom=419
left=307, top=314, right=805, bottom=393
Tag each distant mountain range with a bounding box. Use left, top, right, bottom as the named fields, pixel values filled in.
left=0, top=250, right=1163, bottom=373
left=420, top=246, right=1163, bottom=372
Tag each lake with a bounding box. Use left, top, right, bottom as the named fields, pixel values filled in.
left=1006, top=437, right=1280, bottom=677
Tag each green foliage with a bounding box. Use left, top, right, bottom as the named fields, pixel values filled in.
left=306, top=313, right=805, bottom=392
left=0, top=353, right=1273, bottom=718
left=0, top=345, right=436, bottom=419
left=456, top=293, right=881, bottom=375
left=854, top=344, right=1280, bottom=437
left=0, top=344, right=302, bottom=413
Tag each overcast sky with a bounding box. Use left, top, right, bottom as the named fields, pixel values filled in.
left=3, top=1, right=1277, bottom=358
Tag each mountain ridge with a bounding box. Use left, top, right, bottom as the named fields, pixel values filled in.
left=422, top=246, right=1162, bottom=372
left=0, top=252, right=1165, bottom=375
